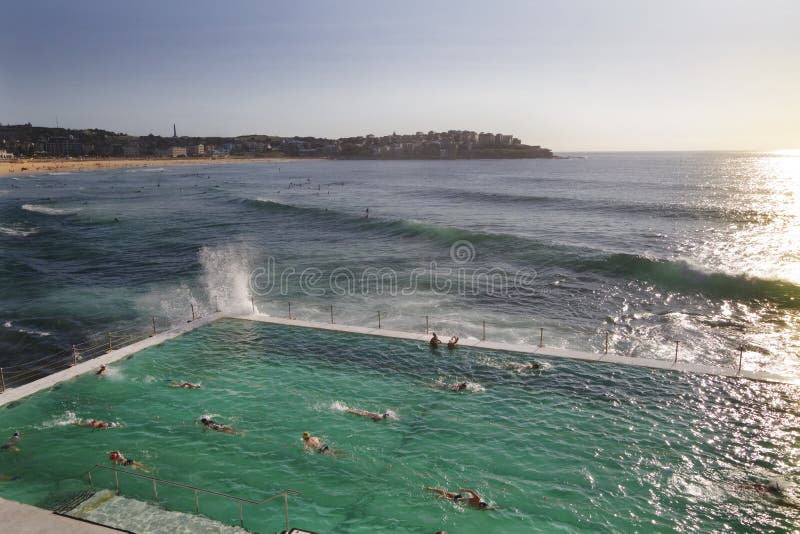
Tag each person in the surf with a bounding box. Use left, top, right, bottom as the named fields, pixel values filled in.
left=96, top=364, right=107, bottom=375
left=447, top=336, right=459, bottom=349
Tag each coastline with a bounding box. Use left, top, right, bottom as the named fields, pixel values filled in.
left=0, top=156, right=311, bottom=177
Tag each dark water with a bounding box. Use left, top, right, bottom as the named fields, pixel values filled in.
left=1, top=153, right=799, bottom=378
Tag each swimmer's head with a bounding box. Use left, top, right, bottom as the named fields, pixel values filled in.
left=302, top=431, right=310, bottom=440
left=382, top=413, right=390, bottom=419
left=479, top=501, right=489, bottom=509
left=13, top=432, right=19, bottom=437
left=200, top=417, right=210, bottom=424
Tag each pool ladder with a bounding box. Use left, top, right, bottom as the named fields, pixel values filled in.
left=84, top=464, right=301, bottom=531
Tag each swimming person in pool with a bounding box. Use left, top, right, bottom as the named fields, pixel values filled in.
left=108, top=450, right=148, bottom=471
left=430, top=333, right=441, bottom=347
left=77, top=419, right=119, bottom=429
left=96, top=364, right=107, bottom=375
left=447, top=336, right=459, bottom=349
left=1, top=432, right=22, bottom=452
left=425, top=487, right=493, bottom=509
left=170, top=381, right=201, bottom=388
left=200, top=416, right=237, bottom=434
left=302, top=431, right=340, bottom=455
left=346, top=408, right=392, bottom=422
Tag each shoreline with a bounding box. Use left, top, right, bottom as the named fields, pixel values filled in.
left=0, top=156, right=312, bottom=177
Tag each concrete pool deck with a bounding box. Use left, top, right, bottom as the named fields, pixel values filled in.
left=0, top=497, right=123, bottom=533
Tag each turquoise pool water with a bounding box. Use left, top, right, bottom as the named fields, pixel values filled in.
left=1, top=319, right=798, bottom=533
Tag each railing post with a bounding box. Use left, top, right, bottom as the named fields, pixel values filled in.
left=214, top=297, right=220, bottom=313
left=152, top=317, right=157, bottom=336
left=425, top=315, right=429, bottom=335
left=251, top=296, right=255, bottom=314
left=108, top=332, right=113, bottom=352
left=738, top=345, right=744, bottom=374
left=195, top=490, right=199, bottom=513
left=1, top=368, right=5, bottom=393
left=284, top=493, right=290, bottom=531
left=330, top=305, right=334, bottom=324
left=539, top=328, right=543, bottom=347
left=673, top=341, right=679, bottom=364
left=72, top=345, right=78, bottom=366
left=153, top=480, right=158, bottom=503
left=605, top=331, right=609, bottom=354
left=378, top=310, right=381, bottom=329
left=482, top=321, right=486, bottom=341
left=191, top=304, right=195, bottom=322
left=239, top=502, right=244, bottom=528
left=114, top=471, right=119, bottom=495
left=288, top=302, right=292, bottom=319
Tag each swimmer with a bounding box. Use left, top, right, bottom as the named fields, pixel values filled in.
left=447, top=336, right=459, bottom=349
left=108, top=451, right=148, bottom=471
left=1, top=432, right=22, bottom=452
left=77, top=419, right=119, bottom=429
left=425, top=487, right=494, bottom=510
left=505, top=361, right=542, bottom=372
left=200, top=416, right=237, bottom=434
left=430, top=381, right=468, bottom=391
left=170, top=381, right=201, bottom=389
left=302, top=431, right=339, bottom=455
left=0, top=474, right=17, bottom=481
left=96, top=364, right=107, bottom=375
left=430, top=333, right=441, bottom=347
left=346, top=408, right=391, bottom=422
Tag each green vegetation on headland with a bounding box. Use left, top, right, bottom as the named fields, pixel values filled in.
left=0, top=123, right=553, bottom=159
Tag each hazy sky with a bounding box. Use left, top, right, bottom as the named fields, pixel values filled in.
left=1, top=0, right=798, bottom=151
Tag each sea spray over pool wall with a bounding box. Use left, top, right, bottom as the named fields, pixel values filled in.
left=199, top=245, right=256, bottom=314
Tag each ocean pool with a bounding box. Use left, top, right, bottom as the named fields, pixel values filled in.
left=1, top=318, right=798, bottom=533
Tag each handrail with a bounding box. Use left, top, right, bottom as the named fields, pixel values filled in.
left=85, top=464, right=300, bottom=530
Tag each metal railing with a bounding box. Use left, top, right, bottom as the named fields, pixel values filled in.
left=1, top=307, right=207, bottom=394
left=271, top=301, right=753, bottom=375
left=85, top=464, right=300, bottom=531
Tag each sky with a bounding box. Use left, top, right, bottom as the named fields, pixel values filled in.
left=1, top=0, right=798, bottom=151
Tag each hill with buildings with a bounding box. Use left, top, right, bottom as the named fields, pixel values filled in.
left=0, top=124, right=553, bottom=160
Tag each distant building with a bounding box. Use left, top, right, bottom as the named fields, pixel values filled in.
left=478, top=132, right=495, bottom=146
left=187, top=144, right=205, bottom=156
left=166, top=146, right=187, bottom=158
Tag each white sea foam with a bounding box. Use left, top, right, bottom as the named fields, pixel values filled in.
left=199, top=244, right=256, bottom=314
left=36, top=411, right=80, bottom=429
left=3, top=321, right=11, bottom=328
left=16, top=326, right=51, bottom=337
left=21, top=204, right=81, bottom=215
left=0, top=225, right=39, bottom=237
left=47, top=172, right=74, bottom=176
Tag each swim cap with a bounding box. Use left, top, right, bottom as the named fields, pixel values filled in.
left=302, top=432, right=310, bottom=439
left=13, top=432, right=19, bottom=437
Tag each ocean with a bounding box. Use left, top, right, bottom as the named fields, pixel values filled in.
left=2, top=153, right=800, bottom=532
left=1, top=152, right=798, bottom=377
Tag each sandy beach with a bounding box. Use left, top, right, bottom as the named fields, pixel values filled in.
left=0, top=156, right=307, bottom=177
